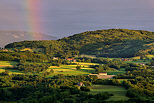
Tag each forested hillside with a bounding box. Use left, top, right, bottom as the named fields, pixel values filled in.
left=5, top=29, right=154, bottom=58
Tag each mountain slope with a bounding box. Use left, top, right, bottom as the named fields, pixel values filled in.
left=5, top=29, right=154, bottom=58
left=60, top=29, right=154, bottom=57
left=0, top=30, right=57, bottom=48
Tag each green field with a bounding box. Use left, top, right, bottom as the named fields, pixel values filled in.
left=0, top=61, right=18, bottom=66
left=106, top=70, right=126, bottom=75
left=0, top=68, right=24, bottom=75
left=0, top=61, right=127, bottom=76
left=125, top=59, right=151, bottom=64
left=132, top=55, right=154, bottom=59
left=99, top=57, right=120, bottom=60
left=0, top=61, right=23, bottom=74
left=46, top=64, right=96, bottom=77
left=79, top=55, right=97, bottom=58
left=89, top=85, right=129, bottom=101
left=0, top=61, right=98, bottom=76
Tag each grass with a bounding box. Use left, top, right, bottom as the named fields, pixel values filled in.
left=75, top=62, right=101, bottom=66
left=20, top=48, right=33, bottom=52
left=125, top=59, right=151, bottom=64
left=89, top=84, right=129, bottom=101
left=119, top=68, right=125, bottom=71
left=99, top=57, right=120, bottom=60
left=8, top=69, right=24, bottom=75
left=0, top=68, right=24, bottom=75
left=132, top=55, right=154, bottom=59
left=0, top=61, right=97, bottom=76
left=0, top=61, right=127, bottom=76
left=20, top=48, right=44, bottom=52
left=106, top=70, right=126, bottom=75
left=46, top=64, right=96, bottom=77
left=79, top=55, right=97, bottom=58
left=0, top=69, right=5, bottom=73
left=0, top=61, right=18, bottom=66
left=47, top=62, right=125, bottom=77
left=0, top=61, right=23, bottom=75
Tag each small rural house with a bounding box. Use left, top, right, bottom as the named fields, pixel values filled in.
left=99, top=72, right=107, bottom=75
left=140, top=63, right=145, bottom=66
left=76, top=82, right=84, bottom=86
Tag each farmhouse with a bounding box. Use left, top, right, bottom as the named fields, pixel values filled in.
left=140, top=63, right=145, bottom=66
left=99, top=72, right=107, bottom=75
left=53, top=57, right=58, bottom=60
left=76, top=82, right=84, bottom=86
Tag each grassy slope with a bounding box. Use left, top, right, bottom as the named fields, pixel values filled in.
left=89, top=85, right=129, bottom=101
left=132, top=55, right=154, bottom=59
left=0, top=61, right=24, bottom=74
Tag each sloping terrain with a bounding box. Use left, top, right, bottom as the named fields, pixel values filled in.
left=0, top=30, right=57, bottom=48
left=5, top=29, right=154, bottom=58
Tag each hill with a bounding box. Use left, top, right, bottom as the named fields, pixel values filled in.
left=0, top=30, right=57, bottom=48
left=5, top=29, right=154, bottom=58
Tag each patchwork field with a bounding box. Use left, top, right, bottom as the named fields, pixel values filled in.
left=0, top=61, right=23, bottom=74
left=46, top=64, right=96, bottom=77
left=89, top=85, right=129, bottom=101
left=45, top=61, right=127, bottom=77
left=0, top=61, right=127, bottom=76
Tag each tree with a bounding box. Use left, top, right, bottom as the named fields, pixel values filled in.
left=63, top=98, right=75, bottom=103
left=80, top=86, right=90, bottom=91
left=76, top=65, right=81, bottom=70
left=2, top=70, right=9, bottom=75
left=140, top=55, right=144, bottom=60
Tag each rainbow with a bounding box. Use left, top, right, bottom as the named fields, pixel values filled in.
left=24, top=0, right=43, bottom=39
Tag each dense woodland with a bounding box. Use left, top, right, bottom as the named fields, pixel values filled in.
left=0, top=29, right=154, bottom=102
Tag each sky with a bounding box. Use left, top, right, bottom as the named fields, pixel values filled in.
left=0, top=0, right=154, bottom=38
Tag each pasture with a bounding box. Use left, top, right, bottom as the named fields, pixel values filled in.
left=125, top=59, right=151, bottom=64
left=0, top=61, right=23, bottom=74
left=20, top=48, right=44, bottom=52
left=46, top=62, right=126, bottom=77
left=106, top=70, right=126, bottom=75
left=89, top=85, right=129, bottom=101
left=0, top=61, right=17, bottom=66
left=132, top=55, right=154, bottom=59
left=46, top=63, right=96, bottom=77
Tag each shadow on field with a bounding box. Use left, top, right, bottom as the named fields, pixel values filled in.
left=6, top=61, right=18, bottom=65
left=79, top=69, right=94, bottom=73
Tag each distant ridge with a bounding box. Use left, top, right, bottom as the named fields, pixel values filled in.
left=0, top=30, right=58, bottom=48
